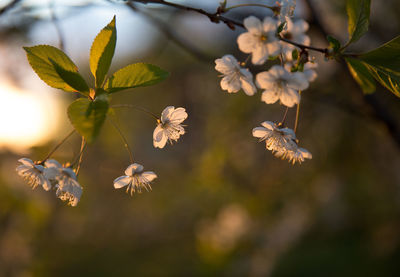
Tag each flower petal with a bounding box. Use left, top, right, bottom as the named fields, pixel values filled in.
left=169, top=107, right=188, bottom=124
left=262, top=17, right=278, bottom=33
left=113, top=176, right=131, bottom=188
left=240, top=75, right=257, bottom=96
left=153, top=125, right=168, bottom=149
left=44, top=159, right=62, bottom=169
left=261, top=121, right=275, bottom=130
left=161, top=106, right=175, bottom=123
left=287, top=72, right=309, bottom=90
left=237, top=32, right=257, bottom=54
left=221, top=75, right=241, bottom=93
left=125, top=163, right=144, bottom=176
left=251, top=44, right=269, bottom=65
left=252, top=127, right=269, bottom=138
left=142, top=171, right=157, bottom=182
left=261, top=89, right=280, bottom=104
left=243, top=16, right=262, bottom=35
left=280, top=87, right=299, bottom=107
left=215, top=55, right=237, bottom=74
left=18, top=158, right=34, bottom=167
left=266, top=41, right=281, bottom=57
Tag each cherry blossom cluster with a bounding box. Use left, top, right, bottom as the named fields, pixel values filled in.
left=215, top=1, right=315, bottom=164
left=16, top=106, right=188, bottom=206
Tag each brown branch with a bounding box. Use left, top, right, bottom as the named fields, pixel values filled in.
left=126, top=2, right=213, bottom=61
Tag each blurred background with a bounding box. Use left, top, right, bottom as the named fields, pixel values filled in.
left=1, top=0, right=400, bottom=276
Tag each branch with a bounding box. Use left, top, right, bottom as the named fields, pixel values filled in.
left=0, top=0, right=22, bottom=16
left=125, top=1, right=213, bottom=61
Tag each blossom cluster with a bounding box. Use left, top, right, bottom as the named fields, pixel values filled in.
left=16, top=106, right=188, bottom=206
left=215, top=1, right=314, bottom=164
left=16, top=158, right=83, bottom=206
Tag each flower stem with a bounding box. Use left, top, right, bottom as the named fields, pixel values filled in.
left=39, top=129, right=75, bottom=164
left=279, top=106, right=289, bottom=126
left=278, top=36, right=328, bottom=54
left=111, top=104, right=159, bottom=121
left=224, top=3, right=275, bottom=12
left=73, top=137, right=86, bottom=176
left=294, top=91, right=302, bottom=133
left=108, top=118, right=134, bottom=164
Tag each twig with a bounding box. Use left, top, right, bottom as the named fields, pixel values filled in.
left=125, top=2, right=213, bottom=61
left=108, top=118, right=134, bottom=164
left=0, top=0, right=22, bottom=16
left=39, top=130, right=75, bottom=163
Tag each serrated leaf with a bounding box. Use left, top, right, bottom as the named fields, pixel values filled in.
left=359, top=35, right=400, bottom=73
left=105, top=63, right=169, bottom=94
left=49, top=59, right=89, bottom=95
left=67, top=95, right=109, bottom=143
left=346, top=0, right=371, bottom=44
left=327, top=35, right=341, bottom=52
left=345, top=57, right=376, bottom=94
left=90, top=16, right=116, bottom=88
left=364, top=64, right=400, bottom=98
left=24, top=45, right=87, bottom=94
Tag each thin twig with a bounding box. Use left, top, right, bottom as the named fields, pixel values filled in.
left=294, top=91, right=301, bottom=133
left=39, top=130, right=75, bottom=163
left=0, top=0, right=22, bottom=16
left=108, top=118, right=134, bottom=164
left=111, top=104, right=159, bottom=120
left=73, top=137, right=86, bottom=175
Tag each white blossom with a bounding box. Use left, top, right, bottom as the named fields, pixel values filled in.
left=215, top=55, right=256, bottom=96
left=153, top=106, right=188, bottom=149
left=256, top=65, right=309, bottom=107
left=280, top=18, right=310, bottom=60
left=284, top=62, right=318, bottom=82
left=113, top=163, right=157, bottom=195
left=252, top=121, right=312, bottom=164
left=237, top=16, right=281, bottom=65
left=16, top=158, right=51, bottom=191
left=45, top=159, right=82, bottom=207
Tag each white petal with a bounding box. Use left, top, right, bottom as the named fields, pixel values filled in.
left=18, top=158, right=34, bottom=167
left=280, top=87, right=299, bottom=107
left=262, top=17, right=278, bottom=33
left=261, top=90, right=280, bottom=104
left=161, top=106, right=175, bottom=123
left=256, top=71, right=275, bottom=90
left=41, top=178, right=52, bottom=191
left=169, top=107, right=188, bottom=124
left=292, top=19, right=309, bottom=34
left=237, top=32, right=257, bottom=54
left=299, top=148, right=312, bottom=159
left=280, top=127, right=297, bottom=140
left=153, top=125, right=168, bottom=149
left=62, top=168, right=77, bottom=180
left=304, top=68, right=317, bottom=82
left=243, top=16, right=262, bottom=35
left=251, top=44, right=269, bottom=65
left=215, top=55, right=237, bottom=74
left=252, top=127, right=269, bottom=138
left=125, top=163, right=144, bottom=176
left=268, top=65, right=287, bottom=79
left=221, top=75, right=241, bottom=93
left=240, top=75, right=257, bottom=96
left=142, top=171, right=157, bottom=182
left=288, top=72, right=309, bottom=90
left=113, top=176, right=131, bottom=188
left=44, top=159, right=62, bottom=169
left=261, top=121, right=275, bottom=130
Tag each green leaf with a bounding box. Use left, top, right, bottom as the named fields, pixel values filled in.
left=23, top=45, right=88, bottom=95
left=90, top=16, right=117, bottom=88
left=67, top=95, right=109, bottom=143
left=364, top=64, right=400, bottom=98
left=359, top=35, right=400, bottom=73
left=277, top=22, right=287, bottom=34
left=345, top=57, right=376, bottom=94
left=105, top=63, right=169, bottom=94
left=346, top=0, right=371, bottom=44
left=291, top=49, right=299, bottom=61
left=327, top=35, right=341, bottom=52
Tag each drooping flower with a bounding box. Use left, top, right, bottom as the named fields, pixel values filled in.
left=256, top=65, right=309, bottom=107
left=153, top=106, right=188, bottom=149
left=252, top=121, right=312, bottom=164
left=215, top=55, right=257, bottom=96
left=280, top=18, right=310, bottom=60
left=16, top=158, right=51, bottom=191
left=278, top=0, right=296, bottom=22
left=237, top=16, right=281, bottom=65
left=45, top=159, right=83, bottom=207
left=113, top=163, right=157, bottom=195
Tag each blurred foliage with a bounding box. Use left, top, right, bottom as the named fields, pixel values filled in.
left=1, top=0, right=400, bottom=276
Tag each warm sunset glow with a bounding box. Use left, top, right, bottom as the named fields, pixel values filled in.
left=0, top=82, right=60, bottom=151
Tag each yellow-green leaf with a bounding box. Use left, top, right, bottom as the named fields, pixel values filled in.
left=105, top=63, right=169, bottom=94
left=24, top=45, right=88, bottom=95
left=90, top=16, right=116, bottom=88
left=345, top=57, right=376, bottom=94
left=346, top=0, right=370, bottom=45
